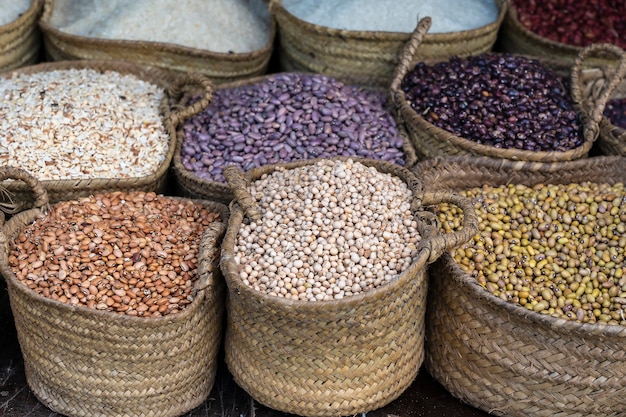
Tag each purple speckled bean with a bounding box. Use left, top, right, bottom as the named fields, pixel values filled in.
left=181, top=73, right=406, bottom=182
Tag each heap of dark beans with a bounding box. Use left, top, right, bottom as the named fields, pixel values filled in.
left=512, top=0, right=625, bottom=48
left=401, top=54, right=583, bottom=152
left=604, top=98, right=626, bottom=129
left=181, top=73, right=405, bottom=183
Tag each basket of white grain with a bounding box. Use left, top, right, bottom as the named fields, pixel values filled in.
left=0, top=0, right=43, bottom=71
left=390, top=17, right=626, bottom=162
left=412, top=154, right=626, bottom=417
left=172, top=71, right=417, bottom=204
left=38, top=0, right=275, bottom=84
left=219, top=157, right=478, bottom=417
left=0, top=166, right=229, bottom=417
left=0, top=59, right=213, bottom=209
left=269, top=0, right=506, bottom=88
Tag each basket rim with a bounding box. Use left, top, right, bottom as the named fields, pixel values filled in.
left=38, top=0, right=277, bottom=61
left=0, top=195, right=229, bottom=324
left=0, top=0, right=43, bottom=33
left=271, top=0, right=506, bottom=41
left=417, top=154, right=626, bottom=337
left=220, top=156, right=440, bottom=311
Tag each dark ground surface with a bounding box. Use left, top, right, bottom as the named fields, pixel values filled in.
left=0, top=277, right=490, bottom=417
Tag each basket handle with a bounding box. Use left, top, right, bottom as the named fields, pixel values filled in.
left=0, top=167, right=49, bottom=220
left=571, top=43, right=626, bottom=128
left=415, top=190, right=478, bottom=265
left=223, top=165, right=262, bottom=222
left=168, top=73, right=214, bottom=127
left=389, top=16, right=432, bottom=94
left=194, top=221, right=227, bottom=293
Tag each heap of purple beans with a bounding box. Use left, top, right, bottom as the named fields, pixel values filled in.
left=181, top=73, right=406, bottom=183
left=401, top=54, right=584, bottom=152
left=604, top=98, right=626, bottom=129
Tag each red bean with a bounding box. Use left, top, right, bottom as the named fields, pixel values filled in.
left=512, top=0, right=626, bottom=48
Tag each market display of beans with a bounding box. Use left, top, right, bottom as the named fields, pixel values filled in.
left=436, top=182, right=626, bottom=325
left=8, top=191, right=221, bottom=317
left=512, top=0, right=625, bottom=48
left=401, top=54, right=583, bottom=152
left=4, top=0, right=626, bottom=416
left=181, top=73, right=406, bottom=182
left=233, top=159, right=421, bottom=301
left=605, top=97, right=626, bottom=129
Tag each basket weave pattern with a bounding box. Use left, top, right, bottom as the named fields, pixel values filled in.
left=413, top=155, right=626, bottom=417
left=270, top=0, right=506, bottom=88
left=220, top=157, right=477, bottom=417
left=0, top=0, right=43, bottom=71
left=0, top=167, right=229, bottom=417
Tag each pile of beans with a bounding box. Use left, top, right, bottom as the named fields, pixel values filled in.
left=0, top=0, right=31, bottom=25
left=512, top=0, right=625, bottom=49
left=233, top=159, right=421, bottom=301
left=49, top=0, right=271, bottom=53
left=436, top=182, right=626, bottom=325
left=0, top=68, right=169, bottom=180
left=605, top=98, right=626, bottom=129
left=182, top=73, right=406, bottom=183
left=282, top=0, right=499, bottom=33
left=401, top=54, right=583, bottom=152
left=9, top=191, right=221, bottom=317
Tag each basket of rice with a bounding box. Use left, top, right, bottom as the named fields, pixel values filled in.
left=219, top=158, right=477, bottom=416
left=390, top=17, right=626, bottom=162
left=498, top=0, right=625, bottom=67
left=0, top=59, right=213, bottom=209
left=413, top=154, right=626, bottom=417
left=269, top=0, right=506, bottom=88
left=172, top=72, right=417, bottom=203
left=38, top=0, right=275, bottom=84
left=0, top=166, right=229, bottom=417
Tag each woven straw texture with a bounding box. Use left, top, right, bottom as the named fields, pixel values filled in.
left=0, top=0, right=43, bottom=71
left=219, top=157, right=478, bottom=417
left=412, top=154, right=626, bottom=417
left=269, top=0, right=506, bottom=89
left=0, top=166, right=230, bottom=417
left=579, top=66, right=626, bottom=156
left=38, top=0, right=275, bottom=84
left=390, top=18, right=625, bottom=163
left=498, top=3, right=623, bottom=67
left=0, top=59, right=213, bottom=208
left=172, top=73, right=418, bottom=204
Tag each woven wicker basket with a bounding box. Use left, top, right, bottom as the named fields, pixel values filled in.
left=412, top=154, right=626, bottom=417
left=0, top=59, right=213, bottom=209
left=498, top=2, right=623, bottom=67
left=269, top=0, right=506, bottom=89
left=580, top=66, right=626, bottom=156
left=219, top=158, right=477, bottom=417
left=0, top=166, right=229, bottom=417
left=390, top=17, right=626, bottom=163
left=0, top=0, right=43, bottom=71
left=172, top=73, right=418, bottom=204
left=38, top=0, right=275, bottom=84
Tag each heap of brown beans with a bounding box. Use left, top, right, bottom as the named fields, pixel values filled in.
left=9, top=191, right=221, bottom=317
left=436, top=182, right=626, bottom=325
